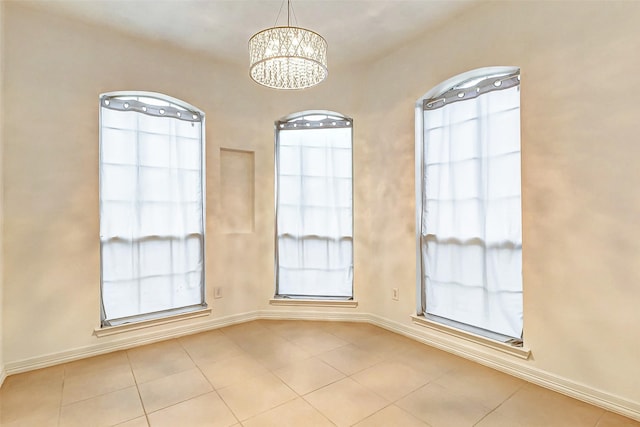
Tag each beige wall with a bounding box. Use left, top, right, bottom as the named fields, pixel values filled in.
left=355, top=0, right=640, bottom=407
left=2, top=0, right=640, bottom=416
left=1, top=3, right=362, bottom=365
left=0, top=0, right=5, bottom=382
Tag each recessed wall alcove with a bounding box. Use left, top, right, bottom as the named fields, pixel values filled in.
left=1, top=1, right=639, bottom=420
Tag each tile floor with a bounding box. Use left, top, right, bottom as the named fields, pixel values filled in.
left=0, top=320, right=638, bottom=427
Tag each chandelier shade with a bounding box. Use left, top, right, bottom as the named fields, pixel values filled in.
left=249, top=25, right=328, bottom=90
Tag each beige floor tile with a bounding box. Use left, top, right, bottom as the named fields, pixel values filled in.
left=1, top=365, right=64, bottom=391
left=287, top=330, right=349, bottom=355
left=147, top=391, right=237, bottom=427
left=317, top=343, right=385, bottom=375
left=114, top=416, right=150, bottom=427
left=261, top=319, right=330, bottom=341
left=220, top=321, right=272, bottom=343
left=304, top=320, right=339, bottom=330
left=354, top=332, right=420, bottom=358
left=396, top=382, right=491, bottom=427
left=64, top=351, right=130, bottom=379
left=178, top=330, right=243, bottom=365
left=325, top=322, right=387, bottom=344
left=127, top=339, right=196, bottom=384
left=2, top=320, right=631, bottom=427
left=62, top=363, right=136, bottom=405
left=354, top=404, right=429, bottom=427
left=352, top=360, right=431, bottom=401
left=0, top=374, right=63, bottom=424
left=387, top=346, right=465, bottom=380
left=0, top=406, right=61, bottom=427
left=138, top=368, right=213, bottom=413
left=217, top=372, right=297, bottom=421
left=597, top=411, right=640, bottom=426
left=199, top=353, right=270, bottom=389
left=242, top=397, right=334, bottom=427
left=486, top=384, right=605, bottom=427
left=474, top=409, right=530, bottom=427
left=59, top=386, right=143, bottom=427
left=258, top=319, right=294, bottom=332
left=274, top=356, right=345, bottom=395
left=231, top=332, right=284, bottom=353
left=246, top=339, right=313, bottom=371
left=305, top=377, right=389, bottom=427
left=433, top=362, right=524, bottom=409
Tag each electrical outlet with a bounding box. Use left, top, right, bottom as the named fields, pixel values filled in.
left=214, top=287, right=223, bottom=299
left=392, top=288, right=399, bottom=300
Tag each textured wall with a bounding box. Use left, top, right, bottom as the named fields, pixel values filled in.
left=0, top=0, right=5, bottom=383
left=2, top=0, right=640, bottom=412
left=1, top=3, right=359, bottom=363
left=355, top=0, right=640, bottom=405
left=219, top=149, right=255, bottom=234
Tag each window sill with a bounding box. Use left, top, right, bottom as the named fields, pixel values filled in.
left=94, top=307, right=212, bottom=337
left=411, top=314, right=530, bottom=360
left=270, top=297, right=358, bottom=308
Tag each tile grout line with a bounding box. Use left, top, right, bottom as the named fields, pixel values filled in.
left=124, top=350, right=151, bottom=427
left=247, top=323, right=347, bottom=425
left=175, top=334, right=242, bottom=426
left=234, top=337, right=306, bottom=424
left=8, top=321, right=635, bottom=426
left=57, top=364, right=66, bottom=427
left=593, top=408, right=607, bottom=427
left=298, top=391, right=339, bottom=427
left=471, top=381, right=525, bottom=426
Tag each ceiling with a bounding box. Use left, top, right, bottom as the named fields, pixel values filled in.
left=31, top=0, right=475, bottom=67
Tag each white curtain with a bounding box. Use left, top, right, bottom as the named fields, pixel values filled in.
left=277, top=125, right=353, bottom=297
left=100, top=95, right=204, bottom=323
left=421, top=81, right=522, bottom=338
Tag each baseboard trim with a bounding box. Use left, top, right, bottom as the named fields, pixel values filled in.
left=4, top=311, right=259, bottom=375
left=3, top=310, right=639, bottom=421
left=366, top=313, right=640, bottom=422
left=0, top=365, right=6, bottom=388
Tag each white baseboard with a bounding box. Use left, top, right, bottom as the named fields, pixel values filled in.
left=0, top=365, right=6, bottom=388
left=2, top=310, right=639, bottom=421
left=3, top=311, right=259, bottom=375
left=367, top=313, right=640, bottom=422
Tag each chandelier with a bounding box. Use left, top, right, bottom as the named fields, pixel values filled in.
left=249, top=0, right=328, bottom=90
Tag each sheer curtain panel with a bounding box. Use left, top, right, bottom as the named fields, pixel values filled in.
left=276, top=112, right=353, bottom=298
left=416, top=68, right=523, bottom=339
left=99, top=92, right=206, bottom=326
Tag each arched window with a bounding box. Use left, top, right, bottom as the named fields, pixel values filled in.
left=415, top=67, right=522, bottom=340
left=99, top=92, right=206, bottom=326
left=275, top=111, right=353, bottom=299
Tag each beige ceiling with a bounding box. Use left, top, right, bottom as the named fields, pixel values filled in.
left=30, top=0, right=475, bottom=67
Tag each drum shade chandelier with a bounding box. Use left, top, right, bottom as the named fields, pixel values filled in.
left=249, top=0, right=328, bottom=90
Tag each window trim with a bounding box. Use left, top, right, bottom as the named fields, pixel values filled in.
left=98, top=91, right=207, bottom=327
left=269, top=297, right=358, bottom=308
left=94, top=307, right=212, bottom=337
left=414, top=67, right=523, bottom=343
left=411, top=315, right=530, bottom=359
left=274, top=110, right=355, bottom=300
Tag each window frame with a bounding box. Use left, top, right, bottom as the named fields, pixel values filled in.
left=98, top=91, right=207, bottom=327
left=274, top=110, right=354, bottom=300
left=415, top=67, right=523, bottom=343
